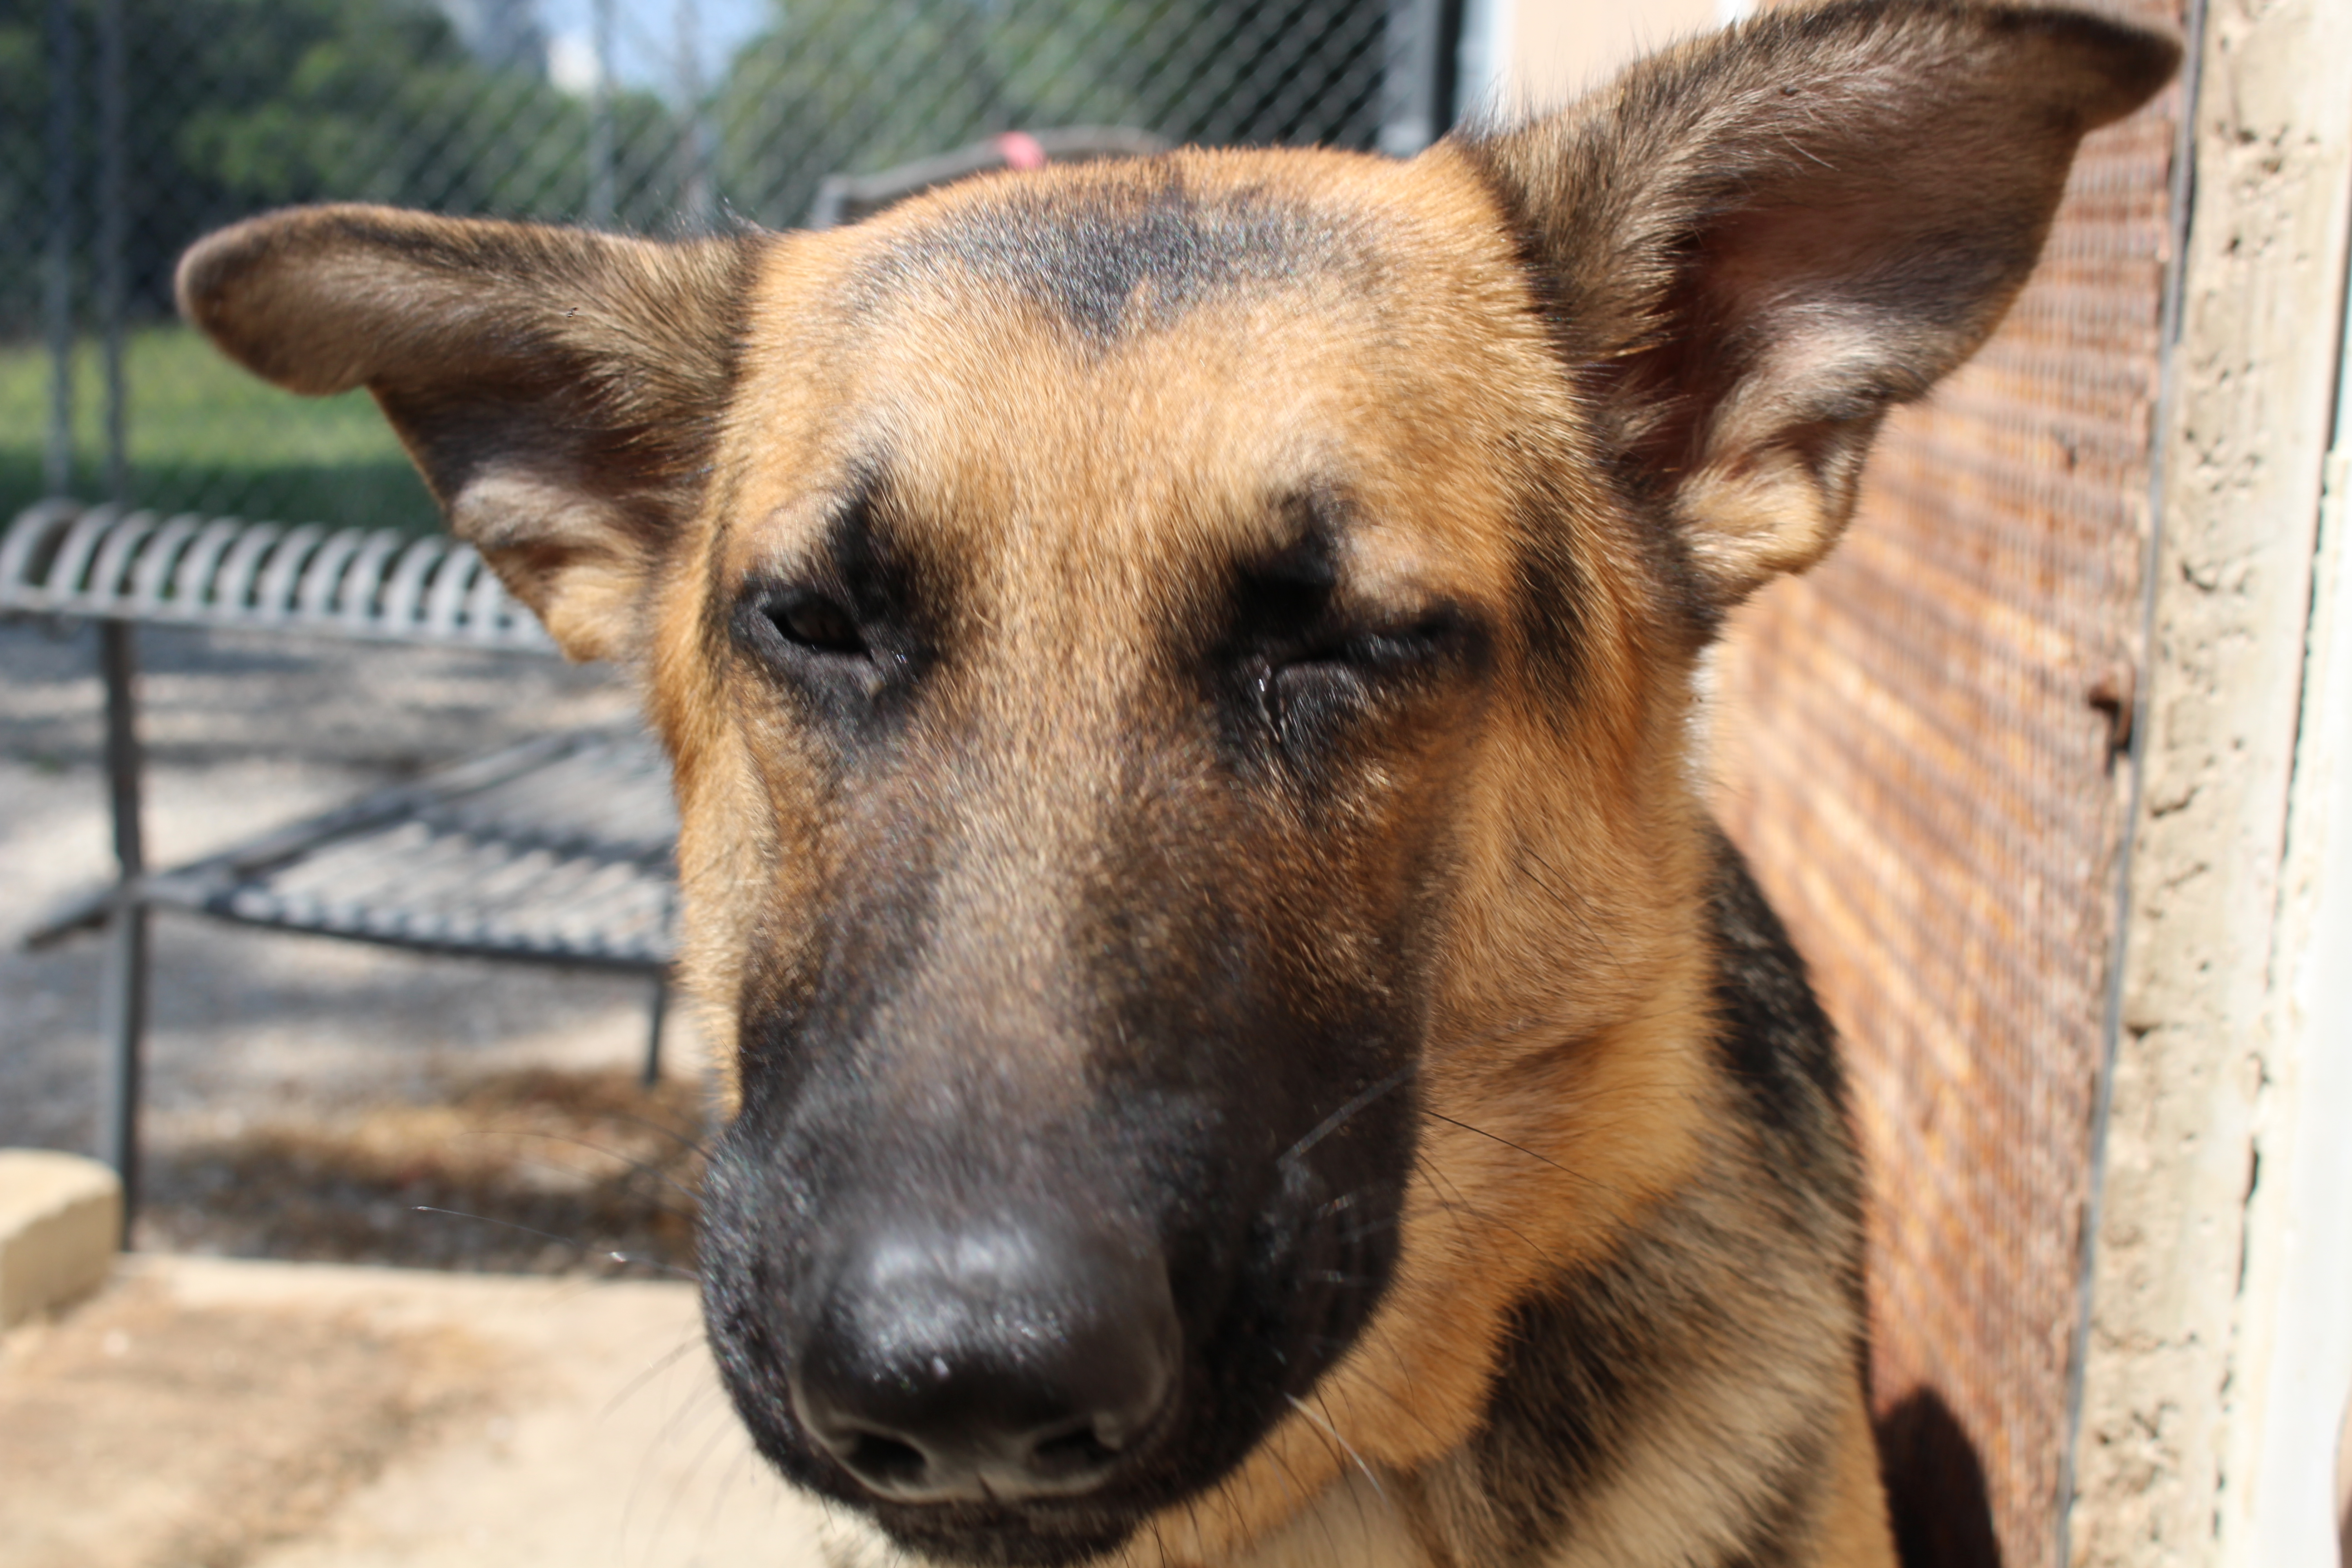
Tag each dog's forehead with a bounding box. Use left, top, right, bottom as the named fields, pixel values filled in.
left=716, top=150, right=1547, bottom=596
left=840, top=165, right=1388, bottom=343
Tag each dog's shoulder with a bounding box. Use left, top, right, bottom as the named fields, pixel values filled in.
left=1422, top=834, right=1869, bottom=1567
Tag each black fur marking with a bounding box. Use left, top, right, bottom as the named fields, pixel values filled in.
left=1470, top=1203, right=1838, bottom=1567
left=727, top=477, right=943, bottom=738
left=1707, top=838, right=1868, bottom=1330
left=855, top=169, right=1382, bottom=345
left=1505, top=475, right=1590, bottom=714
left=1205, top=509, right=1494, bottom=804
left=1708, top=840, right=1849, bottom=1136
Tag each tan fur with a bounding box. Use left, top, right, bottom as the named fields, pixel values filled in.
left=644, top=165, right=1735, bottom=1562
left=175, top=6, right=2177, bottom=1565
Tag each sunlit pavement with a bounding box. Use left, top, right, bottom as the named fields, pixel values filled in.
left=0, top=1254, right=832, bottom=1568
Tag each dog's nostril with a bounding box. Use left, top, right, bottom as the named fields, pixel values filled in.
left=789, top=1219, right=1180, bottom=1504
left=840, top=1431, right=930, bottom=1490
left=1026, top=1421, right=1123, bottom=1478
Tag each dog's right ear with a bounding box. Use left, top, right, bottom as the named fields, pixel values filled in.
left=178, top=205, right=762, bottom=661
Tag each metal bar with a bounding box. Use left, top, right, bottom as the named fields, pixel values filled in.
left=2061, top=16, right=2210, bottom=1557
left=642, top=975, right=669, bottom=1087
left=42, top=0, right=75, bottom=497
left=589, top=0, right=616, bottom=227
left=96, top=0, right=129, bottom=503
left=674, top=0, right=714, bottom=233
left=96, top=617, right=147, bottom=1241
left=1380, top=0, right=1448, bottom=157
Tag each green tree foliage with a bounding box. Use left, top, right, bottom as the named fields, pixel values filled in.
left=0, top=5, right=56, bottom=334
left=3, top=0, right=1385, bottom=332
left=716, top=0, right=1383, bottom=229
left=1, top=0, right=679, bottom=333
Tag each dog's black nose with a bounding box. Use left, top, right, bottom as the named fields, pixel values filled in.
left=789, top=1220, right=1179, bottom=1504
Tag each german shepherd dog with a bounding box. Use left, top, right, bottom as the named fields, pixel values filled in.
left=178, top=5, right=2175, bottom=1563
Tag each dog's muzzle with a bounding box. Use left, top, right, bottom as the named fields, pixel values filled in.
left=789, top=1217, right=1181, bottom=1504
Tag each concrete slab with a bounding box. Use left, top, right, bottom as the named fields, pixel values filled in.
left=0, top=1148, right=120, bottom=1328
left=0, top=1254, right=834, bottom=1568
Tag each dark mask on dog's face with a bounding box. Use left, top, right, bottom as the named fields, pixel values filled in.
left=176, top=6, right=2176, bottom=1560
left=690, top=177, right=1516, bottom=1561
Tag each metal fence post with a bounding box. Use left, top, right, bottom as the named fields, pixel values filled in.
left=95, top=0, right=146, bottom=1243
left=42, top=0, right=76, bottom=497
left=1380, top=0, right=1462, bottom=158
left=642, top=975, right=668, bottom=1088
left=589, top=0, right=616, bottom=227
left=674, top=0, right=699, bottom=228
left=98, top=0, right=129, bottom=503
left=96, top=617, right=149, bottom=1241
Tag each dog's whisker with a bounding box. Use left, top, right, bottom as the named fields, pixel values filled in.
left=407, top=1205, right=696, bottom=1279
left=637, top=1383, right=749, bottom=1559
left=490, top=1148, right=703, bottom=1227
left=1282, top=1064, right=1418, bottom=1166
left=1412, top=1153, right=1567, bottom=1275
left=476, top=1127, right=705, bottom=1211
left=596, top=1333, right=710, bottom=1424
left=1283, top=1392, right=1385, bottom=1501
left=1419, top=1109, right=1595, bottom=1189
left=1260, top=1441, right=1345, bottom=1565
left=604, top=1107, right=716, bottom=1160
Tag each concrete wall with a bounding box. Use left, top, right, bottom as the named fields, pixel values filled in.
left=2068, top=1, right=2352, bottom=1564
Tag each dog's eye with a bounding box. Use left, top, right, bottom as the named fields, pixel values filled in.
left=734, top=586, right=912, bottom=718
left=1332, top=613, right=1463, bottom=670
left=1293, top=610, right=1466, bottom=676
left=769, top=593, right=866, bottom=656
left=1261, top=610, right=1470, bottom=744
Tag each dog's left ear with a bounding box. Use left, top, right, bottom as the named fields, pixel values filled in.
left=178, top=205, right=762, bottom=660
left=1457, top=0, right=2178, bottom=606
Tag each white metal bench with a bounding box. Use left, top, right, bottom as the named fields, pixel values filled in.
left=2, top=500, right=680, bottom=1230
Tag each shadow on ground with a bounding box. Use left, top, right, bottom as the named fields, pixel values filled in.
left=137, top=1065, right=709, bottom=1277
left=1880, top=1386, right=2003, bottom=1568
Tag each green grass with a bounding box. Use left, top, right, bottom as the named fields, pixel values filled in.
left=0, top=325, right=439, bottom=533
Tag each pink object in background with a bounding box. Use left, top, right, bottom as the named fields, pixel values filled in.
left=995, top=132, right=1048, bottom=170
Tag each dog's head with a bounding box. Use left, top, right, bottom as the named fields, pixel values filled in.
left=181, top=5, right=2171, bottom=1563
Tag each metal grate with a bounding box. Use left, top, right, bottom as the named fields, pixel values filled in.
left=136, top=725, right=678, bottom=969
left=1708, top=7, right=2185, bottom=1563
left=21, top=718, right=678, bottom=969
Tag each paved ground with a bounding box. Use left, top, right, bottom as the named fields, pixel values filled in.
left=0, top=617, right=706, bottom=1269
left=0, top=617, right=838, bottom=1564
left=0, top=1254, right=830, bottom=1568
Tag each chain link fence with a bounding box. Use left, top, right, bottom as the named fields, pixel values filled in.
left=3, top=0, right=1458, bottom=532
